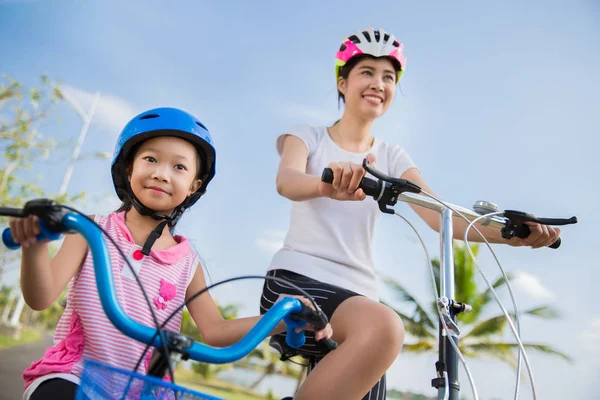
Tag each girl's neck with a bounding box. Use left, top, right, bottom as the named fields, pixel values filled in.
left=328, top=112, right=374, bottom=153
left=123, top=208, right=175, bottom=249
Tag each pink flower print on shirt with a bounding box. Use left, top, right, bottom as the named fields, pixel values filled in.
left=154, top=279, right=177, bottom=310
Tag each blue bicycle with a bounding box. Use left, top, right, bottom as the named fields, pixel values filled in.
left=2, top=199, right=337, bottom=400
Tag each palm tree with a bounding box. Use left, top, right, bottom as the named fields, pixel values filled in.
left=382, top=242, right=571, bottom=368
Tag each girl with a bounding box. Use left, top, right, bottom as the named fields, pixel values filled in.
left=11, top=107, right=332, bottom=400
left=260, top=28, right=560, bottom=400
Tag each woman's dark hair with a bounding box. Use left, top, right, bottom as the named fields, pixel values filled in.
left=115, top=138, right=204, bottom=231
left=337, top=54, right=402, bottom=107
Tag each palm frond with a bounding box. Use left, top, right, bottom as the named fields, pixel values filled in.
left=403, top=340, right=436, bottom=353
left=463, top=305, right=560, bottom=340
left=477, top=271, right=519, bottom=307
left=522, top=305, right=560, bottom=319
left=464, top=342, right=572, bottom=365
left=460, top=342, right=518, bottom=368
left=463, top=315, right=508, bottom=339
left=504, top=343, right=572, bottom=363
left=383, top=277, right=436, bottom=329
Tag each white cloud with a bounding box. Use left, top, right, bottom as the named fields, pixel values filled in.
left=255, top=230, right=286, bottom=254
left=58, top=84, right=139, bottom=135
left=511, top=271, right=555, bottom=301
left=578, top=318, right=600, bottom=353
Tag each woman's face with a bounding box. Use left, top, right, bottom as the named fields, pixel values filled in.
left=338, top=57, right=397, bottom=120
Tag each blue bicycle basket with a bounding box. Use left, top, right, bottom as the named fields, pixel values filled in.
left=76, top=360, right=222, bottom=400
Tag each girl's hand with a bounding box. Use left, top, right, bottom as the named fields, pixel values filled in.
left=318, top=153, right=376, bottom=201
left=508, top=222, right=561, bottom=249
left=8, top=215, right=42, bottom=249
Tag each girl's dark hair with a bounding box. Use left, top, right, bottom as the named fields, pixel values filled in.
left=337, top=54, right=402, bottom=107
left=115, top=138, right=204, bottom=231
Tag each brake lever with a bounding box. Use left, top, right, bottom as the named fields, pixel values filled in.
left=21, top=199, right=70, bottom=233
left=502, top=210, right=577, bottom=249
left=362, top=159, right=421, bottom=194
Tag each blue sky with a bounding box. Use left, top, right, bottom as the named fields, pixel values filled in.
left=1, top=0, right=599, bottom=399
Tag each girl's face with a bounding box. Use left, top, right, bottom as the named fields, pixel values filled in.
left=338, top=57, right=397, bottom=120
left=128, top=136, right=201, bottom=214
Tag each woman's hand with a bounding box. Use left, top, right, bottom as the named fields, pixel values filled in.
left=295, top=296, right=334, bottom=341
left=318, top=153, right=376, bottom=201
left=277, top=295, right=334, bottom=341
left=508, top=222, right=561, bottom=249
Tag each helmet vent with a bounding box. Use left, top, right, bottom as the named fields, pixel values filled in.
left=361, top=30, right=372, bottom=42
left=196, top=121, right=207, bottom=130
left=348, top=35, right=360, bottom=44
left=139, top=113, right=160, bottom=120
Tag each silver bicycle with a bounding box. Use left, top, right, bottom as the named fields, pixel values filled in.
left=321, top=160, right=577, bottom=400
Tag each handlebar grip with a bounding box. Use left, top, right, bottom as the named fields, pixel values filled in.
left=514, top=224, right=561, bottom=249
left=322, top=168, right=334, bottom=184
left=283, top=315, right=307, bottom=348
left=2, top=220, right=62, bottom=250
left=321, top=337, right=338, bottom=350
left=289, top=303, right=338, bottom=350
left=321, top=168, right=380, bottom=198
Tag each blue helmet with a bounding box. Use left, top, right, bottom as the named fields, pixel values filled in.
left=111, top=107, right=216, bottom=208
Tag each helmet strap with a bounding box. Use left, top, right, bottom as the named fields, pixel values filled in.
left=117, top=186, right=187, bottom=255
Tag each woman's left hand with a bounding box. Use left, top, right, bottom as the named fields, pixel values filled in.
left=508, top=222, right=561, bottom=249
left=279, top=295, right=334, bottom=341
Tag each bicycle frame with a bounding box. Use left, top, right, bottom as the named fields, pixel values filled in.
left=397, top=192, right=507, bottom=400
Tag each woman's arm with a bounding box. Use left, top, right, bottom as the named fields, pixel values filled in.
left=276, top=134, right=377, bottom=202
left=400, top=169, right=560, bottom=248
left=276, top=135, right=322, bottom=201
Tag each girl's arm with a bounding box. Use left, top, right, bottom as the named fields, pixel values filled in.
left=13, top=215, right=89, bottom=310
left=185, top=264, right=286, bottom=348
left=400, top=169, right=560, bottom=248
left=185, top=265, right=332, bottom=347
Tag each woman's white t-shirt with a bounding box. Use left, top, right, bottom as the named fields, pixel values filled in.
left=269, top=125, right=416, bottom=300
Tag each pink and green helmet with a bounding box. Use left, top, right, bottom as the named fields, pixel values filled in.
left=335, top=27, right=406, bottom=85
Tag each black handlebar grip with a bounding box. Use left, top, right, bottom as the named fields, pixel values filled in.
left=549, top=238, right=561, bottom=249
left=321, top=168, right=380, bottom=198
left=515, top=225, right=561, bottom=249
left=321, top=337, right=338, bottom=350
left=296, top=304, right=338, bottom=350
left=322, top=168, right=334, bottom=184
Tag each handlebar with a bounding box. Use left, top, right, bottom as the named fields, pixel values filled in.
left=321, top=160, right=577, bottom=249
left=1, top=200, right=337, bottom=364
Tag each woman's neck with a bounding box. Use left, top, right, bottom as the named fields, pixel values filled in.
left=329, top=112, right=375, bottom=153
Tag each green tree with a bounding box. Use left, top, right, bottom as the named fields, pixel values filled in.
left=0, top=75, right=63, bottom=278
left=383, top=242, right=571, bottom=368
left=0, top=75, right=97, bottom=335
